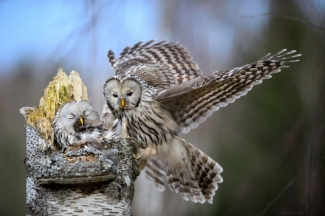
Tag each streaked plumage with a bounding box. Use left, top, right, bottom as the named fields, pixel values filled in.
left=103, top=40, right=301, bottom=203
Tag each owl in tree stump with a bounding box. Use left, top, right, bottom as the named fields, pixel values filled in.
left=52, top=100, right=114, bottom=150
left=102, top=40, right=301, bottom=203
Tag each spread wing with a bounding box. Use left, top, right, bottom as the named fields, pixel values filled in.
left=108, top=40, right=203, bottom=89
left=145, top=137, right=223, bottom=204
left=155, top=49, right=301, bottom=133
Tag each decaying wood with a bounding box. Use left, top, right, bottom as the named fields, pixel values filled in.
left=22, top=69, right=88, bottom=150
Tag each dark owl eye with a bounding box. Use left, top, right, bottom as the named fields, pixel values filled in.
left=68, top=114, right=75, bottom=119
left=126, top=92, right=133, bottom=97
left=83, top=111, right=90, bottom=116
left=113, top=93, right=118, bottom=98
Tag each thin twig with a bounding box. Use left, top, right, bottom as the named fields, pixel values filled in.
left=241, top=13, right=325, bottom=30
left=261, top=174, right=300, bottom=215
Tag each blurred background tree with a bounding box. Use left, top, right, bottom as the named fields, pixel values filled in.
left=0, top=0, right=324, bottom=215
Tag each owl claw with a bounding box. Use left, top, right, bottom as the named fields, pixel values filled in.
left=61, top=145, right=67, bottom=153
left=134, top=147, right=156, bottom=171
left=135, top=147, right=156, bottom=160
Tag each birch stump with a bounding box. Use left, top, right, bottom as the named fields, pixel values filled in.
left=25, top=124, right=139, bottom=216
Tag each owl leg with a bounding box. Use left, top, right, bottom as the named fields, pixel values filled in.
left=135, top=146, right=156, bottom=171
left=121, top=117, right=131, bottom=139
left=120, top=117, right=156, bottom=170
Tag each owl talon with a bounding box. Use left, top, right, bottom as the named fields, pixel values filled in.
left=134, top=147, right=156, bottom=171
left=61, top=145, right=67, bottom=153
left=135, top=147, right=156, bottom=160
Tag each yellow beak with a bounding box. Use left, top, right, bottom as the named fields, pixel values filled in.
left=79, top=116, right=84, bottom=126
left=121, top=99, right=125, bottom=108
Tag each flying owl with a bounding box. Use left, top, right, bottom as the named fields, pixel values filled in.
left=102, top=40, right=301, bottom=203
left=52, top=100, right=107, bottom=150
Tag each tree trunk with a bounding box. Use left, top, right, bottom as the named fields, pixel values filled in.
left=25, top=125, right=140, bottom=216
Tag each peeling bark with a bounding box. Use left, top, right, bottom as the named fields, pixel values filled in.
left=25, top=125, right=140, bottom=216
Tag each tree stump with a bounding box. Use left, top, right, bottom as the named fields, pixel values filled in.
left=25, top=124, right=140, bottom=216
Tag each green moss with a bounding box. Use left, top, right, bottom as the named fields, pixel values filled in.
left=58, top=85, right=69, bottom=110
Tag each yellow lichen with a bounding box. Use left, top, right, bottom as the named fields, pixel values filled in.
left=22, top=68, right=89, bottom=146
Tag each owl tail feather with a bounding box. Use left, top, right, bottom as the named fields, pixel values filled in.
left=145, top=136, right=223, bottom=204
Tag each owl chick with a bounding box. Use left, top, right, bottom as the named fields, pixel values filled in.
left=52, top=100, right=103, bottom=150
left=103, top=40, right=301, bottom=203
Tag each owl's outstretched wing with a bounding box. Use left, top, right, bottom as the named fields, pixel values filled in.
left=108, top=40, right=203, bottom=89
left=145, top=137, right=223, bottom=204
left=155, top=49, right=301, bottom=133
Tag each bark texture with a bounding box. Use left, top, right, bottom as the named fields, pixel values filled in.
left=25, top=125, right=140, bottom=216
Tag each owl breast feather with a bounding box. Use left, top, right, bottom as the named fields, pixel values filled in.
left=122, top=101, right=180, bottom=147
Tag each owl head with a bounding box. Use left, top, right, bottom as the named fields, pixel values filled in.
left=54, top=100, right=100, bottom=134
left=103, top=76, right=142, bottom=111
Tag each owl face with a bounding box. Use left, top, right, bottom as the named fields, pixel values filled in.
left=104, top=77, right=142, bottom=111
left=57, top=100, right=99, bottom=134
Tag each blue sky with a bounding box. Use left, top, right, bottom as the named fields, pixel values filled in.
left=0, top=1, right=160, bottom=73
left=0, top=0, right=270, bottom=76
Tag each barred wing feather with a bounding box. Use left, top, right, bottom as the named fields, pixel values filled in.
left=156, top=49, right=301, bottom=133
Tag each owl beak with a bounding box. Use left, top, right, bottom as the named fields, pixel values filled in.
left=120, top=98, right=125, bottom=108
left=79, top=116, right=84, bottom=126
